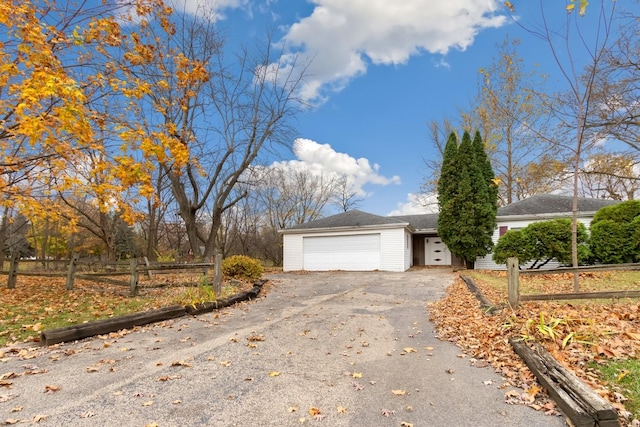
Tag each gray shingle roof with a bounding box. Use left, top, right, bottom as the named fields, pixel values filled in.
left=282, top=195, right=620, bottom=232
left=496, top=194, right=619, bottom=217
left=286, top=210, right=408, bottom=230
left=391, top=213, right=438, bottom=230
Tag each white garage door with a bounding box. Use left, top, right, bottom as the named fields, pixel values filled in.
left=303, top=234, right=381, bottom=271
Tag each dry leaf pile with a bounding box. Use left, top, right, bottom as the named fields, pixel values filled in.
left=429, top=276, right=640, bottom=423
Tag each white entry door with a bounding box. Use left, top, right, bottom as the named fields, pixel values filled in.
left=425, top=237, right=450, bottom=265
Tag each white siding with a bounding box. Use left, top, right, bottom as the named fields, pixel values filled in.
left=283, top=234, right=304, bottom=271
left=404, top=230, right=413, bottom=270
left=379, top=228, right=408, bottom=272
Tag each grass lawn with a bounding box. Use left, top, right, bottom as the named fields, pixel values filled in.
left=593, top=358, right=640, bottom=420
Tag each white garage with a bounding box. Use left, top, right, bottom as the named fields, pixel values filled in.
left=280, top=210, right=413, bottom=272
left=302, top=234, right=381, bottom=271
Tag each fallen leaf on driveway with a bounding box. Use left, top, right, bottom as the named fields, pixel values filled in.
left=268, top=371, right=281, bottom=377
left=44, top=385, right=61, bottom=393
left=391, top=389, right=406, bottom=396
left=381, top=408, right=395, bottom=417
left=403, top=347, right=417, bottom=354
left=337, top=406, right=348, bottom=414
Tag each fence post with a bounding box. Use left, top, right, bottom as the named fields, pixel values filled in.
left=7, top=254, right=19, bottom=289
left=507, top=257, right=520, bottom=309
left=143, top=256, right=153, bottom=279
left=129, top=258, right=139, bottom=297
left=66, top=254, right=79, bottom=290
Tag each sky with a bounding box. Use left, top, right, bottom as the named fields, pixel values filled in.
left=175, top=0, right=633, bottom=217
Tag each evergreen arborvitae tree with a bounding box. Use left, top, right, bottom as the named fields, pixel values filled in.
left=437, top=132, right=460, bottom=256
left=437, top=132, right=460, bottom=208
left=473, top=130, right=498, bottom=221
left=437, top=130, right=497, bottom=268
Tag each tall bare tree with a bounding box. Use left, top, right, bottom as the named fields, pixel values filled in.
left=462, top=35, right=552, bottom=205
left=513, top=0, right=619, bottom=290
left=104, top=6, right=306, bottom=290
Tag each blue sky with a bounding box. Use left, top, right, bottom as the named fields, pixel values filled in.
left=178, top=0, right=632, bottom=216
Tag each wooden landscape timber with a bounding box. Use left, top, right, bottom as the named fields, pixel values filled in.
left=40, top=305, right=187, bottom=346
left=184, top=280, right=267, bottom=315
left=510, top=339, right=620, bottom=427
left=39, top=280, right=268, bottom=346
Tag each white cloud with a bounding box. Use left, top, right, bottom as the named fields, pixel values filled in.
left=269, top=138, right=400, bottom=196
left=388, top=193, right=439, bottom=216
left=167, top=0, right=248, bottom=18
left=274, top=0, right=507, bottom=102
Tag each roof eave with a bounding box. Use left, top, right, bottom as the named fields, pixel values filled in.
left=497, top=211, right=599, bottom=222
left=279, top=222, right=412, bottom=234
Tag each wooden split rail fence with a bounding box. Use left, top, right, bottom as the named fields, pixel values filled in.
left=1, top=256, right=216, bottom=296
left=507, top=257, right=640, bottom=309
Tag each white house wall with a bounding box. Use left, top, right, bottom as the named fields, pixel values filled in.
left=282, top=227, right=409, bottom=272
left=379, top=228, right=410, bottom=272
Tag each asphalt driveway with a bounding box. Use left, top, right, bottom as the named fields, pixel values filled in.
left=0, top=269, right=566, bottom=426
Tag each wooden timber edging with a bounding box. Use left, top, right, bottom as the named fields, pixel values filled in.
left=184, top=280, right=266, bottom=315
left=459, top=274, right=501, bottom=315
left=40, top=279, right=268, bottom=346
left=510, top=339, right=620, bottom=427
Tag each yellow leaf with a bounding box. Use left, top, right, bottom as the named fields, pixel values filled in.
left=617, top=370, right=629, bottom=382
left=309, top=407, right=321, bottom=416
left=337, top=406, right=348, bottom=414
left=352, top=372, right=363, bottom=378
left=391, top=389, right=406, bottom=396
left=268, top=371, right=281, bottom=377
left=403, top=347, right=417, bottom=353
left=142, top=400, right=154, bottom=407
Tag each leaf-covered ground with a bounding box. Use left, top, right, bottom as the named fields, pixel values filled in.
left=0, top=274, right=258, bottom=346
left=428, top=272, right=640, bottom=425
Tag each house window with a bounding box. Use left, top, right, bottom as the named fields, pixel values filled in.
left=499, top=226, right=508, bottom=236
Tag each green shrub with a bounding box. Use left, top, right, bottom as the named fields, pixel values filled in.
left=493, top=219, right=589, bottom=268
left=590, top=201, right=640, bottom=264
left=222, top=255, right=263, bottom=281
left=492, top=229, right=532, bottom=265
